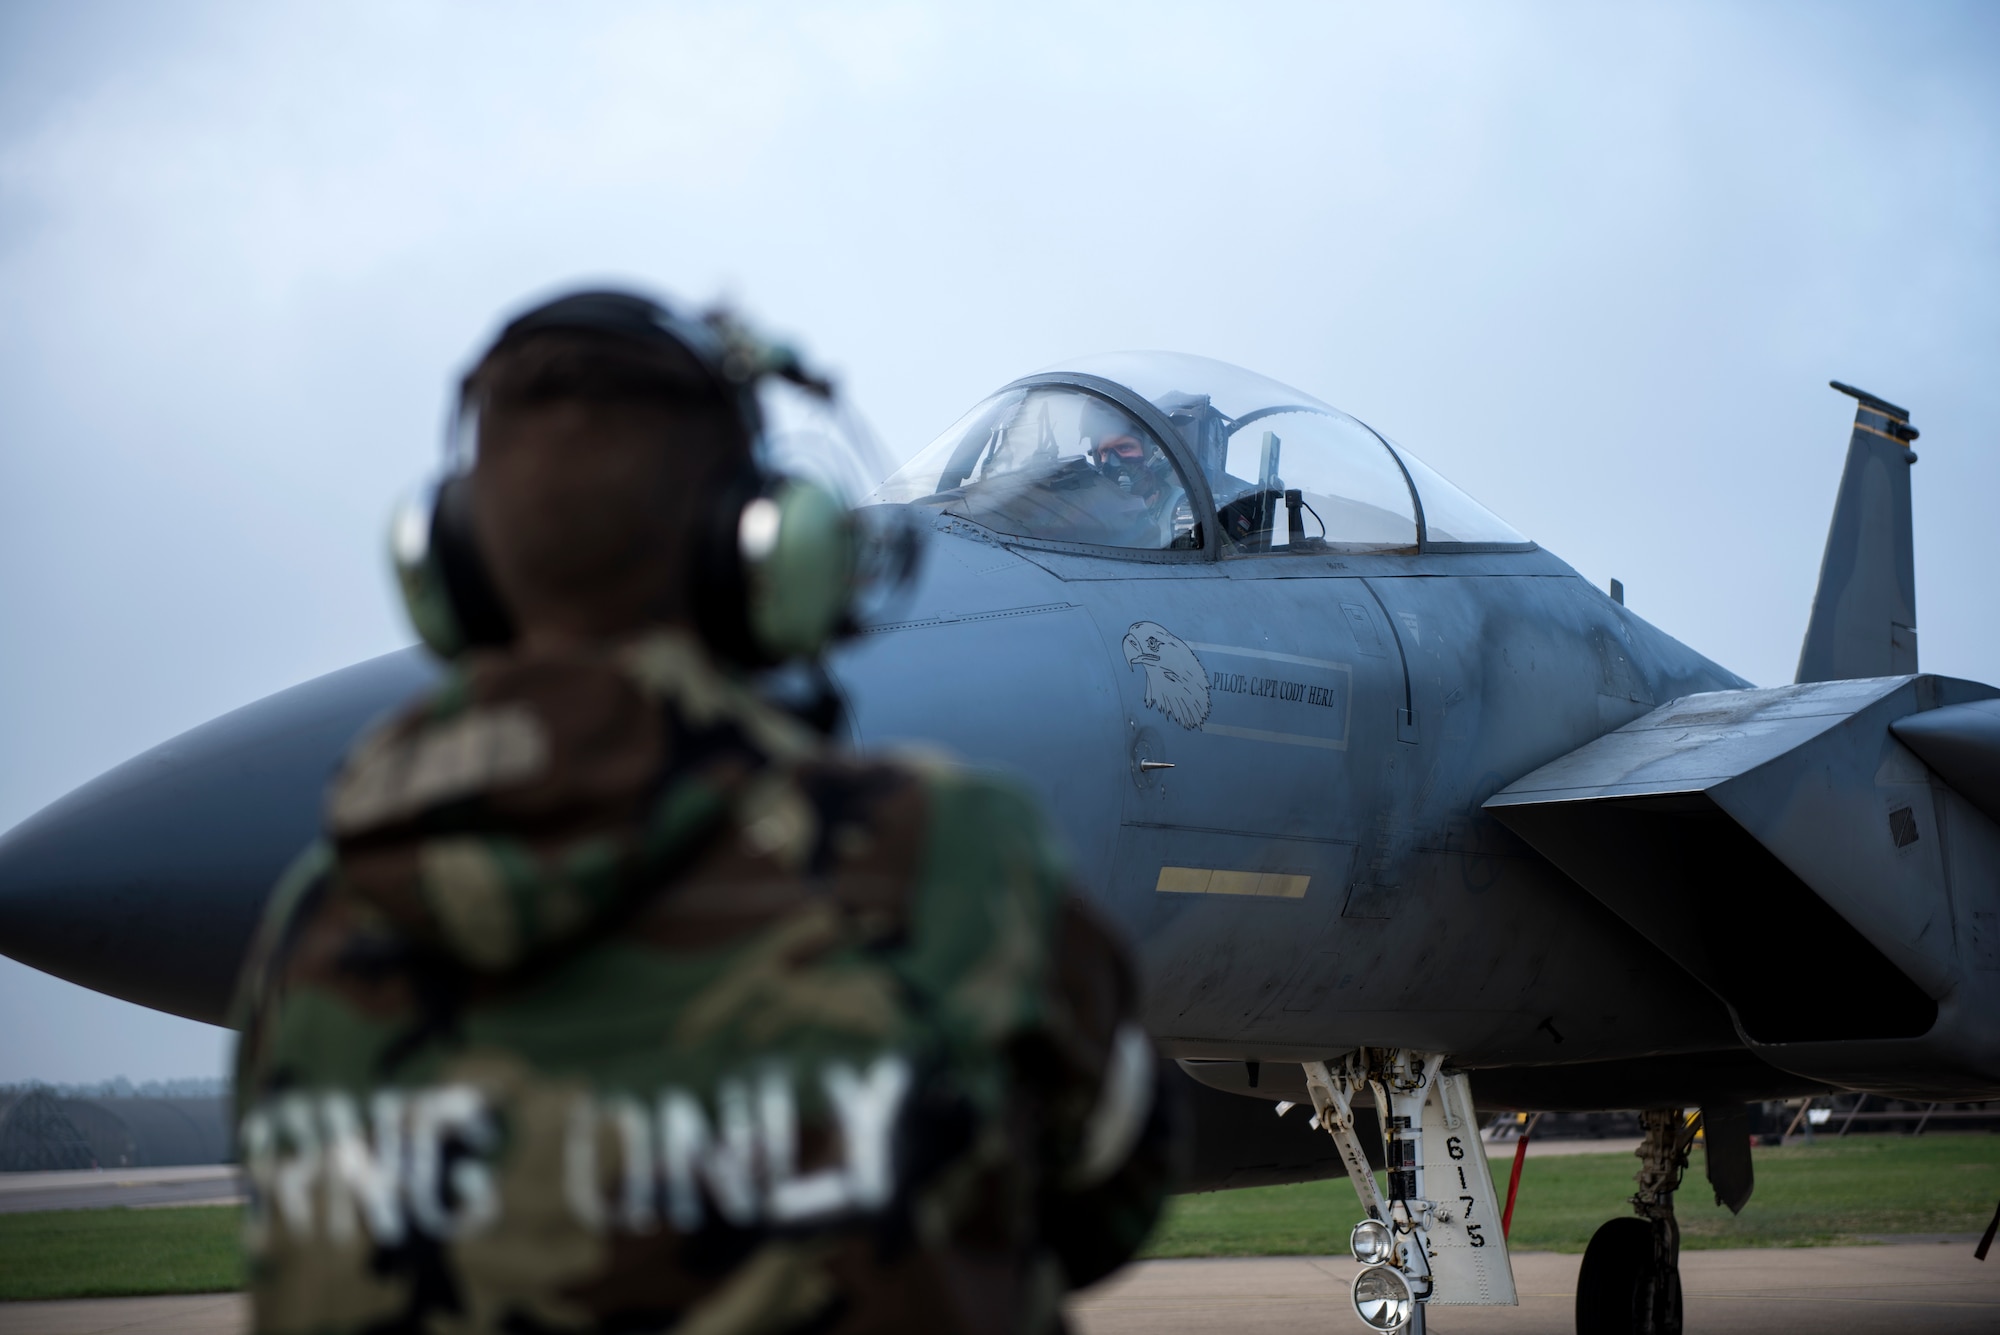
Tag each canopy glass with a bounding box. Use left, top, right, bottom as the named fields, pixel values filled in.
left=871, top=351, right=1526, bottom=551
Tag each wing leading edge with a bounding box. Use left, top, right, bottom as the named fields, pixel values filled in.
left=1485, top=675, right=2000, bottom=1100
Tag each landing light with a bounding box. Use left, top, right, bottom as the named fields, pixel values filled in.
left=1350, top=1218, right=1393, bottom=1265
left=1351, top=1265, right=1414, bottom=1330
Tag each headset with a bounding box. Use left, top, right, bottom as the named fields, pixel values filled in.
left=391, top=289, right=872, bottom=669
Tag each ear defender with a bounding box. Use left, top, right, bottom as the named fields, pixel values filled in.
left=740, top=478, right=860, bottom=661
left=693, top=473, right=860, bottom=667
left=393, top=288, right=879, bottom=667
left=389, top=489, right=459, bottom=658
left=389, top=474, right=515, bottom=659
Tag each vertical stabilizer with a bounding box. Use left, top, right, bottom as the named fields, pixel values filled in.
left=1795, top=381, right=1920, bottom=683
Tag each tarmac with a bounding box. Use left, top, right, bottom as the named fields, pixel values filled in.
left=2, top=1145, right=1992, bottom=1333
left=1073, top=1242, right=2000, bottom=1334
left=0, top=1165, right=242, bottom=1214
left=1, top=1242, right=1994, bottom=1334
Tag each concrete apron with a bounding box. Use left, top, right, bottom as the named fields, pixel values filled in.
left=1, top=1243, right=1995, bottom=1335
left=1072, top=1244, right=1999, bottom=1335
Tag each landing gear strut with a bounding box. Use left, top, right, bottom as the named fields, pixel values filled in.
left=1303, top=1051, right=1517, bottom=1332
left=1576, top=1107, right=1692, bottom=1335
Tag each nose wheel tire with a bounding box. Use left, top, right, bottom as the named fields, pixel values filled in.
left=1575, top=1217, right=1681, bottom=1335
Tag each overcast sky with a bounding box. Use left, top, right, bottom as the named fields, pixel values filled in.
left=2, top=1, right=1996, bottom=1084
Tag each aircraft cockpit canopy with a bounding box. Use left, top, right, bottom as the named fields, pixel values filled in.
left=870, top=352, right=1526, bottom=553
left=870, top=384, right=1200, bottom=550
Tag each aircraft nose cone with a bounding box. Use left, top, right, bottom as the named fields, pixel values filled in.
left=0, top=650, right=439, bottom=1025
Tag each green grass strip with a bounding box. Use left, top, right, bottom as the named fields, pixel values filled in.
left=0, top=1206, right=243, bottom=1301
left=1, top=1137, right=1995, bottom=1300
left=1144, top=1134, right=2000, bottom=1257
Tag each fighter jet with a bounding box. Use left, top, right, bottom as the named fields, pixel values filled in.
left=3, top=351, right=1995, bottom=1335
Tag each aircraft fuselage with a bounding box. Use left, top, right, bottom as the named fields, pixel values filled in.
left=836, top=524, right=1750, bottom=1078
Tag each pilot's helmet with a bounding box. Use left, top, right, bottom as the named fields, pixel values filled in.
left=1079, top=395, right=1149, bottom=462
left=1079, top=395, right=1175, bottom=503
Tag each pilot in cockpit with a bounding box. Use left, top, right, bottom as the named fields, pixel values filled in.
left=887, top=387, right=1195, bottom=550
left=1082, top=398, right=1173, bottom=508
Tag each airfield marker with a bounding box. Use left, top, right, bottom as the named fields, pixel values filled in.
left=1500, top=1112, right=1540, bottom=1239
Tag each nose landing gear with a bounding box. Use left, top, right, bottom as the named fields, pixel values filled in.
left=1303, top=1051, right=1517, bottom=1332
left=1576, top=1107, right=1694, bottom=1335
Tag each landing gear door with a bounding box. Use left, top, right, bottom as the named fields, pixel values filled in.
left=1422, top=1072, right=1518, bottom=1306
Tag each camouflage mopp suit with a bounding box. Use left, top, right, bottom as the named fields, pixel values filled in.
left=233, top=630, right=1171, bottom=1335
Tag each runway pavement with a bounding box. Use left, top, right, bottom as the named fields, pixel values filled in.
left=0, top=1165, right=242, bottom=1214
left=1, top=1242, right=1992, bottom=1334
left=1073, top=1243, right=2000, bottom=1335
left=0, top=1292, right=247, bottom=1334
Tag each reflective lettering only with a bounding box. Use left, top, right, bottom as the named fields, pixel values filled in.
left=242, top=1055, right=913, bottom=1247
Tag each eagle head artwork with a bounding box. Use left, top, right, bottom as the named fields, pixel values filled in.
left=1121, top=621, right=1211, bottom=731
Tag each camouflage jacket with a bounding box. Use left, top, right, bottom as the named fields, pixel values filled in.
left=232, top=631, right=1170, bottom=1335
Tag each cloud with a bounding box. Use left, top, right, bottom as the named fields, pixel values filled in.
left=0, top=0, right=1995, bottom=1080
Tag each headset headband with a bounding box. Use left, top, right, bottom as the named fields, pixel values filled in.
left=461, top=290, right=833, bottom=462
left=396, top=287, right=874, bottom=676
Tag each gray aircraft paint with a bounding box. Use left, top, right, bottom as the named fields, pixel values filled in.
left=2, top=364, right=1997, bottom=1173
left=1795, top=383, right=1922, bottom=684
left=1489, top=674, right=2000, bottom=1097
left=838, top=508, right=1754, bottom=1076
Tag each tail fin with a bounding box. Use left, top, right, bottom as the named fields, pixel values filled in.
left=1795, top=381, right=1920, bottom=683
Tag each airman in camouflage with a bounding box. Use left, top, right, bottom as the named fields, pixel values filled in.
left=231, top=293, right=1172, bottom=1335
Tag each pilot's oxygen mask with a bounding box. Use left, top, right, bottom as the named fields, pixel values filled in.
left=869, top=352, right=1527, bottom=557
left=871, top=385, right=1198, bottom=552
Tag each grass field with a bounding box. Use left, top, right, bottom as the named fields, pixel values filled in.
left=0, top=1205, right=242, bottom=1301
left=1142, top=1133, right=2000, bottom=1258
left=1, top=1136, right=1995, bottom=1301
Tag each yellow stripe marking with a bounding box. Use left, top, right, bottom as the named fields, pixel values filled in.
left=1155, top=867, right=1311, bottom=898
left=1186, top=641, right=1352, bottom=672
left=1206, top=723, right=1349, bottom=751
left=1852, top=421, right=1912, bottom=443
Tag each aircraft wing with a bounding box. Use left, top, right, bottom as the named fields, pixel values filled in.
left=1484, top=674, right=2000, bottom=1100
